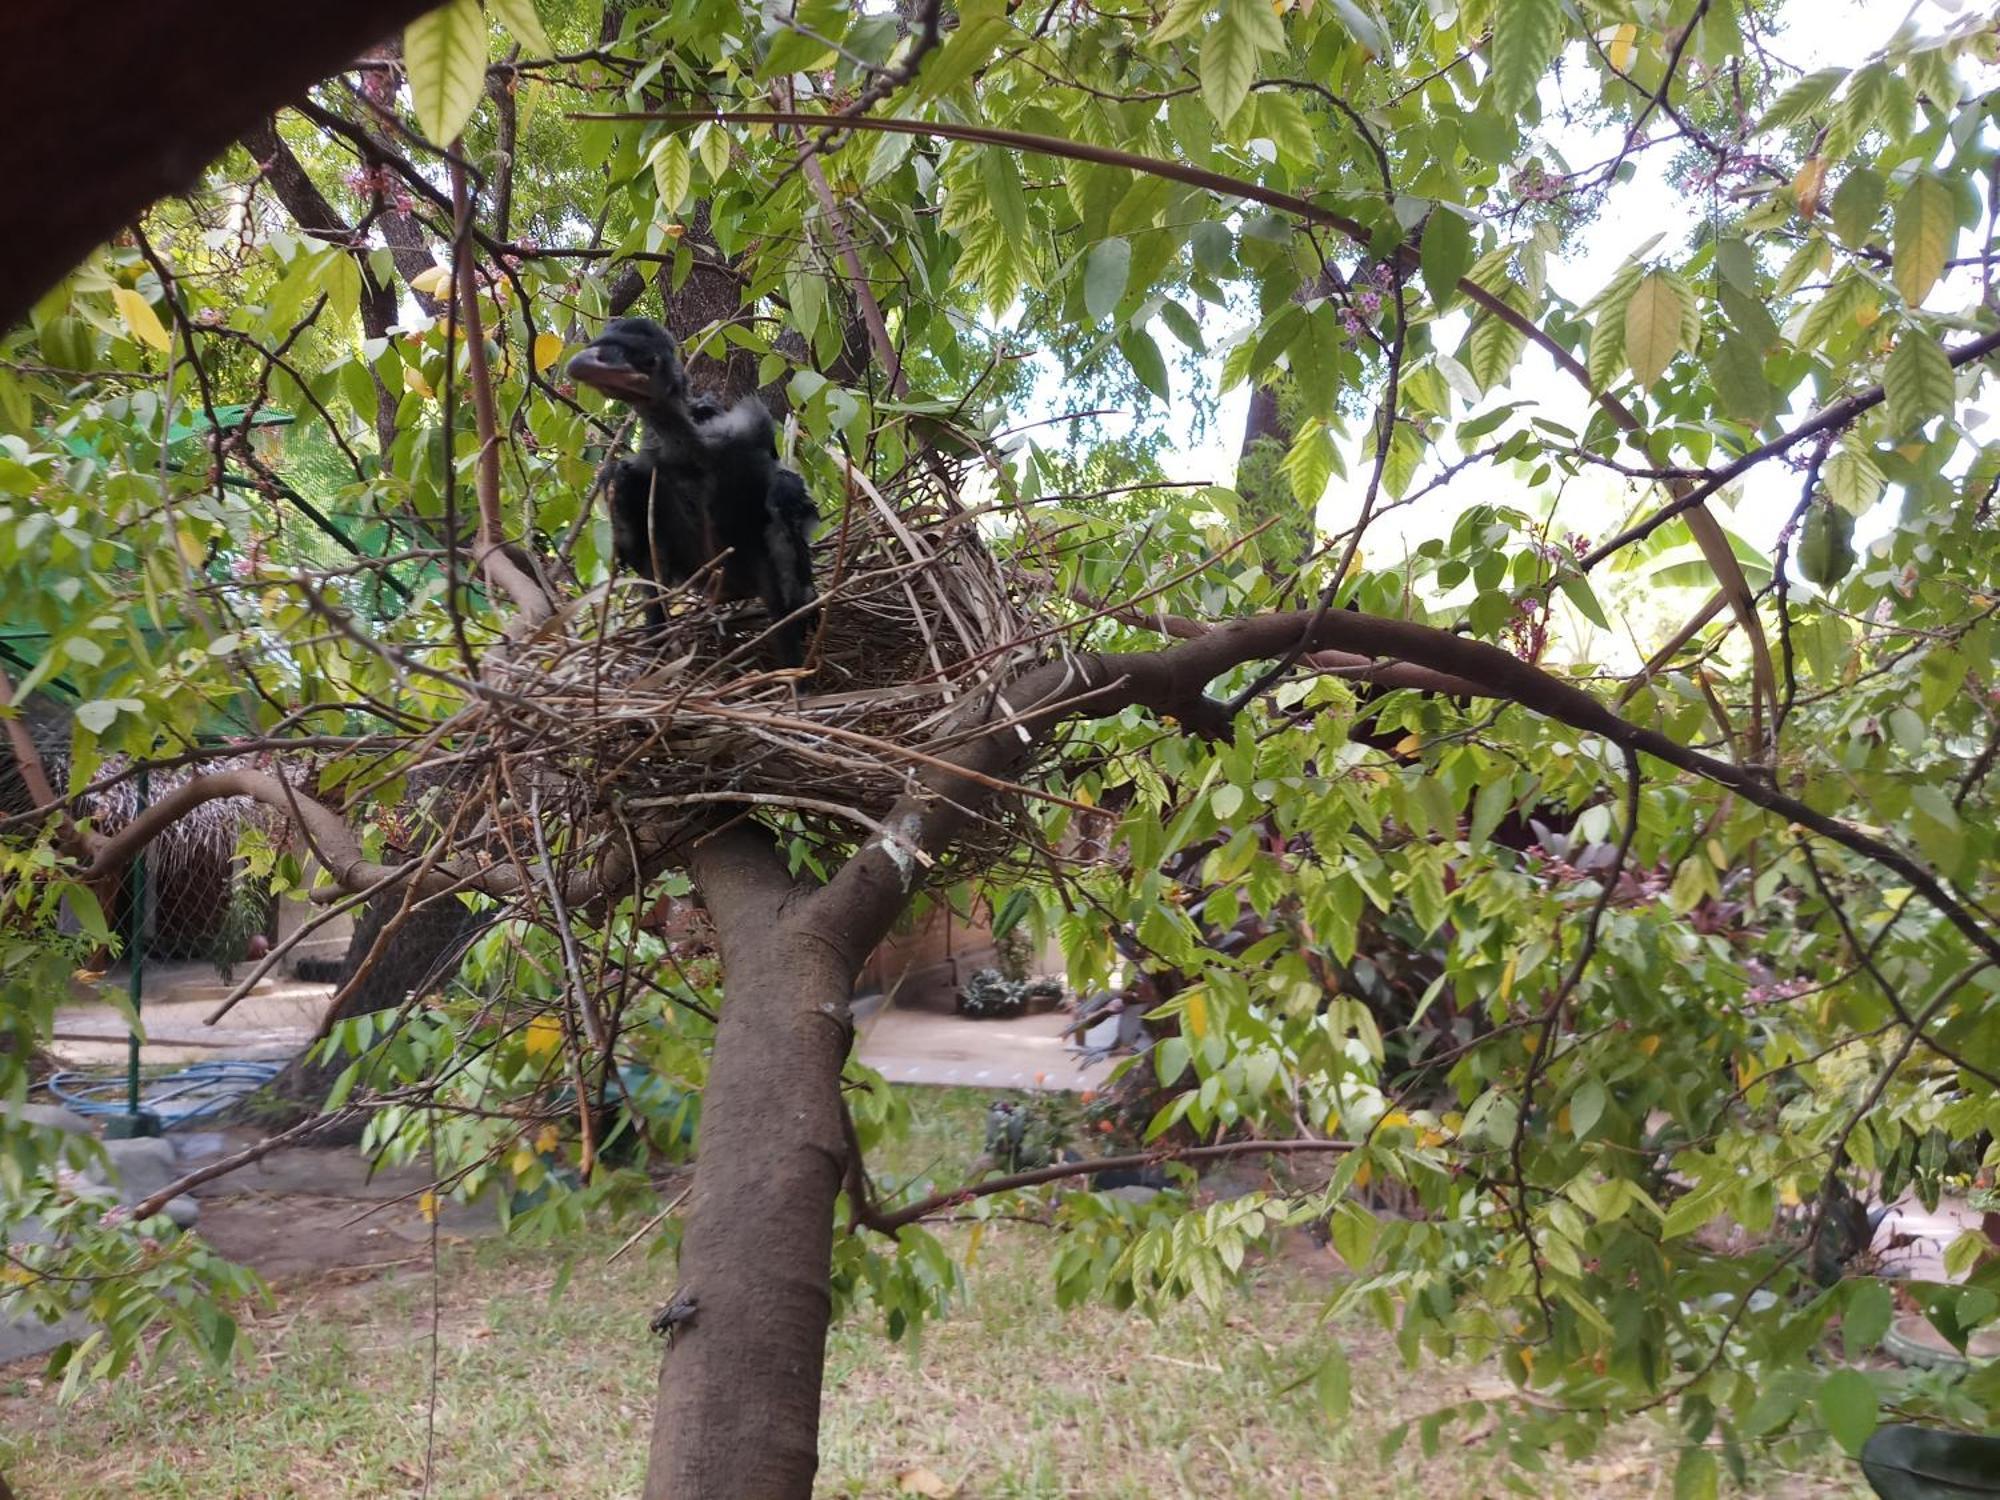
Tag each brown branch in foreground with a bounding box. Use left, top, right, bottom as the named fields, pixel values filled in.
left=74, top=766, right=657, bottom=910
left=863, top=1137, right=1358, bottom=1235
left=123, top=1106, right=368, bottom=1221
left=449, top=155, right=554, bottom=630
left=0, top=670, right=63, bottom=826
left=808, top=606, right=2000, bottom=982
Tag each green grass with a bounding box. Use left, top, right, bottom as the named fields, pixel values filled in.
left=0, top=1088, right=1862, bottom=1498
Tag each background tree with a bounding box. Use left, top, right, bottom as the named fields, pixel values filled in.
left=4, top=2, right=2000, bottom=1498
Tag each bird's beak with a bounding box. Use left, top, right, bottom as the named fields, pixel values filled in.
left=567, top=345, right=654, bottom=401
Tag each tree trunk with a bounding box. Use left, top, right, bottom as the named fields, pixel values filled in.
left=644, top=831, right=853, bottom=1499
left=264, top=888, right=483, bottom=1130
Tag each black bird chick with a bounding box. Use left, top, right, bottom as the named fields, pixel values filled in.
left=569, top=317, right=818, bottom=666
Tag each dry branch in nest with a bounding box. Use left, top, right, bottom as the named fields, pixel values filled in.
left=477, top=454, right=1068, bottom=880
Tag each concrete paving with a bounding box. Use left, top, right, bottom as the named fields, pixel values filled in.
left=48, top=963, right=331, bottom=1067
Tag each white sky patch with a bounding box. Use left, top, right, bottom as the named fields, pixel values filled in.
left=1010, top=0, right=1992, bottom=661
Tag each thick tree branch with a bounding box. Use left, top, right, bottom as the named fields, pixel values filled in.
left=449, top=157, right=554, bottom=628
left=75, top=767, right=651, bottom=910
left=807, top=607, right=2000, bottom=977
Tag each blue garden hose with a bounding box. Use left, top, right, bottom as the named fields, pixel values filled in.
left=41, top=1060, right=282, bottom=1127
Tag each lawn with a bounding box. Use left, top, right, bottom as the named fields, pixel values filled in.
left=0, top=1088, right=1862, bottom=1497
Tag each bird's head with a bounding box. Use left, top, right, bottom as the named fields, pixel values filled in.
left=568, top=317, right=688, bottom=417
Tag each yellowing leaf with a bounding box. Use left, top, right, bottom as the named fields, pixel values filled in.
left=511, top=1146, right=537, bottom=1176
left=1623, top=270, right=1686, bottom=388
left=408, top=264, right=454, bottom=298
left=650, top=138, right=692, bottom=214
left=112, top=287, right=170, bottom=352
left=405, top=0, right=489, bottom=145
left=403, top=365, right=435, bottom=398
left=418, top=1191, right=439, bottom=1223
left=1184, top=986, right=1209, bottom=1039
left=1639, top=1033, right=1661, bottom=1056
left=1793, top=155, right=1828, bottom=219
left=532, top=332, right=564, bottom=371
left=534, top=1123, right=560, bottom=1154
left=1894, top=173, right=1957, bottom=307
left=1605, top=22, right=1636, bottom=72
left=524, top=1013, right=564, bottom=1059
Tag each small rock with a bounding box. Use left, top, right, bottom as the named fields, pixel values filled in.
left=3, top=1101, right=91, bottom=1135
left=91, top=1136, right=180, bottom=1204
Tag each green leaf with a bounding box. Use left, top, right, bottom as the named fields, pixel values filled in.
left=1084, top=238, right=1132, bottom=322
left=1160, top=299, right=1206, bottom=352
left=1831, top=168, right=1885, bottom=248
left=1825, top=447, right=1885, bottom=514
left=918, top=2, right=1007, bottom=96
left=1200, top=0, right=1282, bottom=125
left=1798, top=502, right=1857, bottom=587
left=981, top=150, right=1029, bottom=246
left=1708, top=337, right=1774, bottom=424
left=1818, top=1369, right=1878, bottom=1456
left=1885, top=332, right=1954, bottom=435
left=1282, top=422, right=1335, bottom=505
left=1257, top=92, right=1317, bottom=163
left=405, top=0, right=489, bottom=145
left=1325, top=0, right=1390, bottom=59
left=1758, top=67, right=1847, bottom=131
left=1673, top=1447, right=1718, bottom=1500
left=1624, top=271, right=1686, bottom=389
left=1466, top=280, right=1530, bottom=390
left=488, top=0, right=551, bottom=56
left=75, top=699, right=121, bottom=734
left=1212, top=784, right=1245, bottom=820
left=1190, top=221, right=1234, bottom=279
left=1152, top=0, right=1209, bottom=44
left=1156, top=1035, right=1191, bottom=1085
left=1119, top=327, right=1170, bottom=403
left=1489, top=0, right=1561, bottom=114
left=1844, top=1282, right=1894, bottom=1360
left=650, top=138, right=692, bottom=214
left=1420, top=209, right=1474, bottom=312
left=1313, top=1346, right=1352, bottom=1420
left=1569, top=1079, right=1607, bottom=1139
left=1894, top=174, right=1958, bottom=307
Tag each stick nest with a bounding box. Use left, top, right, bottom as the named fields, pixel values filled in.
left=488, top=463, right=1065, bottom=878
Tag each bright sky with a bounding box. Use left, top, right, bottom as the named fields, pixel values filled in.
left=1013, top=0, right=1988, bottom=650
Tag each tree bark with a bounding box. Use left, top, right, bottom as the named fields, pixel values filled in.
left=645, top=825, right=852, bottom=1499
left=265, top=887, right=484, bottom=1131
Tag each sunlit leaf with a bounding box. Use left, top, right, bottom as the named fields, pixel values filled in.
left=405, top=0, right=489, bottom=144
